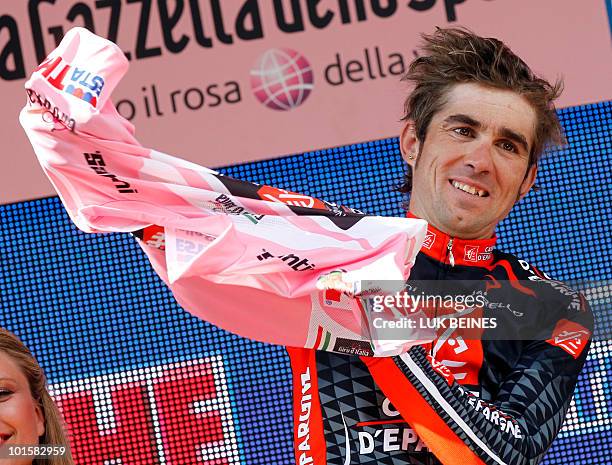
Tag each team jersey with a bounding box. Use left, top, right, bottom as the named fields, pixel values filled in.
left=287, top=218, right=593, bottom=465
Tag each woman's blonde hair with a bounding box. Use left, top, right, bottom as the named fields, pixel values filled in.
left=0, top=329, right=73, bottom=465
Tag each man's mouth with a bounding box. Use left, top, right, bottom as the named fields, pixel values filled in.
left=450, top=180, right=489, bottom=198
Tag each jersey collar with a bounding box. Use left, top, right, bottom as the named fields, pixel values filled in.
left=407, top=212, right=496, bottom=267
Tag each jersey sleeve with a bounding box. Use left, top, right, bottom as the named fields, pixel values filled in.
left=362, top=294, right=593, bottom=465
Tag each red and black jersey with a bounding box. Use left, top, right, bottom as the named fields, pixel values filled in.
left=287, top=219, right=593, bottom=465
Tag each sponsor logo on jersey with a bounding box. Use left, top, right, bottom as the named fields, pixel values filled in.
left=430, top=307, right=485, bottom=385
left=297, top=367, right=313, bottom=465
left=355, top=397, right=429, bottom=456
left=142, top=225, right=166, bottom=250
left=464, top=245, right=492, bottom=262
left=521, top=262, right=587, bottom=314
left=322, top=200, right=364, bottom=216
left=174, top=232, right=215, bottom=262
left=257, top=185, right=327, bottom=210
left=83, top=151, right=138, bottom=193
left=213, top=194, right=264, bottom=224
left=422, top=231, right=436, bottom=249
left=35, top=55, right=105, bottom=107
left=25, top=88, right=76, bottom=131
left=464, top=245, right=479, bottom=262
left=427, top=355, right=455, bottom=385
left=481, top=245, right=493, bottom=260
left=256, top=249, right=316, bottom=271
left=518, top=259, right=553, bottom=281
left=546, top=319, right=591, bottom=358
left=358, top=426, right=429, bottom=455
left=332, top=338, right=373, bottom=357
left=458, top=387, right=523, bottom=439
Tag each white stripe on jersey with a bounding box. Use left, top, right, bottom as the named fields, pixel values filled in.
left=398, top=352, right=508, bottom=465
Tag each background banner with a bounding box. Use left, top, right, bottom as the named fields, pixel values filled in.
left=1, top=0, right=611, bottom=203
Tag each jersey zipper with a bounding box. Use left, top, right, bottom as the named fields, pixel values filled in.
left=429, top=236, right=454, bottom=357
left=447, top=237, right=455, bottom=267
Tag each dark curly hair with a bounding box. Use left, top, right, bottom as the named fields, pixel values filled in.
left=398, top=27, right=564, bottom=193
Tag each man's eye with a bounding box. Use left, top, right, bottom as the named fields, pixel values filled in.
left=453, top=127, right=472, bottom=137
left=500, top=141, right=517, bottom=153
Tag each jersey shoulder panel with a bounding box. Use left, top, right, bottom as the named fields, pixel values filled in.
left=489, top=249, right=551, bottom=280
left=490, top=249, right=593, bottom=325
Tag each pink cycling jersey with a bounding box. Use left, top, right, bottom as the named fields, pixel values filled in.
left=20, top=27, right=430, bottom=356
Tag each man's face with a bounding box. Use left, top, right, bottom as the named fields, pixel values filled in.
left=401, top=83, right=538, bottom=239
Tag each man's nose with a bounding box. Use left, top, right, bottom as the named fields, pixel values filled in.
left=464, top=140, right=494, bottom=174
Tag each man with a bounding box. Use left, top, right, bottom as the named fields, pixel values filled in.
left=286, top=28, right=593, bottom=465
left=21, top=26, right=593, bottom=465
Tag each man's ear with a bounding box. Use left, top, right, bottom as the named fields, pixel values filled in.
left=400, top=120, right=420, bottom=169
left=517, top=163, right=537, bottom=202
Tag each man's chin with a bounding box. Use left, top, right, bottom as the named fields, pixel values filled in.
left=410, top=197, right=495, bottom=238
left=436, top=211, right=495, bottom=239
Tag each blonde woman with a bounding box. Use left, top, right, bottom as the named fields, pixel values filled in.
left=0, top=329, right=73, bottom=465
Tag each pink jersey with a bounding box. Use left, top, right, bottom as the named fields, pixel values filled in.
left=20, top=27, right=431, bottom=356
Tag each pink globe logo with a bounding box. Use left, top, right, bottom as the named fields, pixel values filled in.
left=250, top=49, right=314, bottom=111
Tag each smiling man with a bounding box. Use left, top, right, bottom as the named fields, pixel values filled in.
left=286, top=28, right=593, bottom=465
left=401, top=83, right=538, bottom=240
left=20, top=26, right=594, bottom=465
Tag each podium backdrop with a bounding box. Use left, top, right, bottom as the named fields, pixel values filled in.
left=1, top=100, right=610, bottom=464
